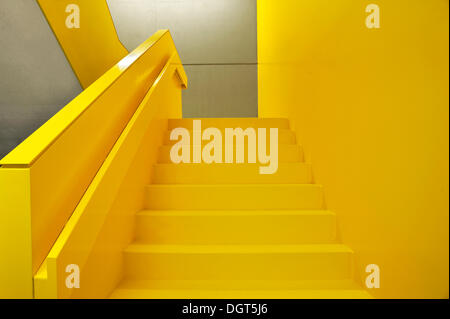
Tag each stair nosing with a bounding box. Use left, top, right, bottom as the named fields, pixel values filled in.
left=145, top=183, right=324, bottom=188
left=124, top=244, right=353, bottom=254
left=136, top=209, right=336, bottom=217
left=153, top=162, right=312, bottom=167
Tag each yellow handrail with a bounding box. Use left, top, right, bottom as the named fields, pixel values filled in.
left=0, top=30, right=186, bottom=166
left=35, top=52, right=184, bottom=299
left=0, top=30, right=186, bottom=298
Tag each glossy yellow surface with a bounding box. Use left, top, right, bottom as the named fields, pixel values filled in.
left=0, top=30, right=186, bottom=298
left=258, top=0, right=449, bottom=298
left=35, top=54, right=184, bottom=299
left=0, top=169, right=33, bottom=298
left=37, top=0, right=129, bottom=88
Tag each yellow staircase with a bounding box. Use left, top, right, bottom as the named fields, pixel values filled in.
left=110, top=118, right=371, bottom=299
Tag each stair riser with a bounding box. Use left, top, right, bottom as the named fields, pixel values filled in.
left=163, top=129, right=296, bottom=145
left=123, top=252, right=353, bottom=280
left=157, top=145, right=304, bottom=164
left=135, top=213, right=336, bottom=244
left=152, top=163, right=313, bottom=184
left=168, top=118, right=290, bottom=130
left=145, top=185, right=324, bottom=210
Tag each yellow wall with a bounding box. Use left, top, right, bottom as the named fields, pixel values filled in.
left=258, top=0, right=449, bottom=298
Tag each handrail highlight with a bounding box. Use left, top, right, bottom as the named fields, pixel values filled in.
left=0, top=30, right=186, bottom=166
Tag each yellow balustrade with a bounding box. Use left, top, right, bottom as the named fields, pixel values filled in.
left=37, top=0, right=129, bottom=88
left=0, top=30, right=187, bottom=298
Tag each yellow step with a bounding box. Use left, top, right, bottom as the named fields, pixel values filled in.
left=123, top=244, right=353, bottom=281
left=152, top=163, right=313, bottom=184
left=135, top=210, right=336, bottom=244
left=163, top=128, right=296, bottom=145
left=110, top=288, right=372, bottom=299
left=112, top=279, right=363, bottom=291
left=157, top=144, right=304, bottom=163
left=110, top=279, right=372, bottom=299
left=145, top=184, right=324, bottom=210
left=168, top=118, right=290, bottom=130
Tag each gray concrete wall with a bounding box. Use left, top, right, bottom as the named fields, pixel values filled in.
left=0, top=0, right=82, bottom=159
left=0, top=0, right=258, bottom=158
left=107, top=0, right=258, bottom=118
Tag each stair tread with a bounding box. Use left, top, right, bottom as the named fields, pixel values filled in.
left=124, top=244, right=353, bottom=254
left=168, top=118, right=290, bottom=130
left=163, top=128, right=296, bottom=145
left=110, top=289, right=372, bottom=299
left=157, top=144, right=303, bottom=163
left=159, top=144, right=301, bottom=149
left=137, top=210, right=335, bottom=217
left=169, top=117, right=287, bottom=120
left=165, top=127, right=294, bottom=131
left=112, top=279, right=362, bottom=290
left=147, top=184, right=323, bottom=188
left=110, top=283, right=372, bottom=299
left=154, top=162, right=309, bottom=167
left=110, top=279, right=371, bottom=299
